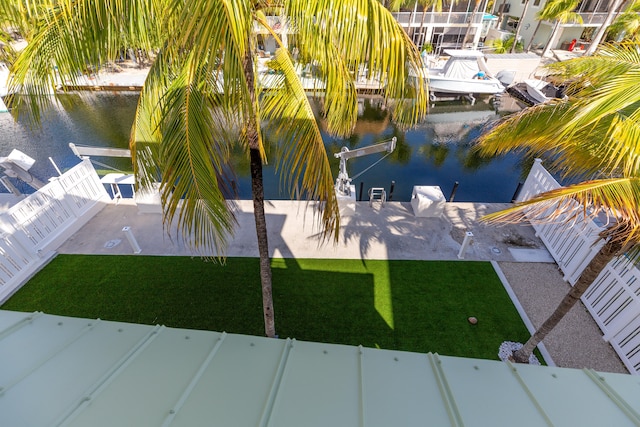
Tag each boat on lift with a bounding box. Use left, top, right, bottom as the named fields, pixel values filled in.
left=417, top=50, right=512, bottom=101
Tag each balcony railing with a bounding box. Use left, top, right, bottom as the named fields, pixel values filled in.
left=392, top=11, right=483, bottom=26
left=578, top=12, right=609, bottom=25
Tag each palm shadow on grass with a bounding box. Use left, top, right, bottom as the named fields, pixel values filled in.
left=2, top=255, right=533, bottom=361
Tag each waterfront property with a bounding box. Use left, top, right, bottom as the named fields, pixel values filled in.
left=391, top=0, right=623, bottom=54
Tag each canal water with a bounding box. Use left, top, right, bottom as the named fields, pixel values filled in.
left=0, top=93, right=527, bottom=202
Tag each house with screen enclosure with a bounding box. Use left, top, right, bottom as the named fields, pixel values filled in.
left=391, top=0, right=632, bottom=54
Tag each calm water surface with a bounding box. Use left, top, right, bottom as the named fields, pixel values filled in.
left=0, top=93, right=527, bottom=202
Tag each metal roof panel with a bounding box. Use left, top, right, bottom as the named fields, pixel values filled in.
left=1, top=310, right=639, bottom=427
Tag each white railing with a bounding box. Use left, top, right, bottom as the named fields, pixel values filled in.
left=0, top=159, right=109, bottom=303
left=518, top=159, right=640, bottom=374
left=392, top=11, right=482, bottom=26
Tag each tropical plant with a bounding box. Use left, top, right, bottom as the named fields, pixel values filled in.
left=511, top=0, right=531, bottom=53
left=607, top=0, right=640, bottom=42
left=525, top=0, right=582, bottom=54
left=539, top=0, right=583, bottom=57
left=1, top=0, right=428, bottom=338
left=389, top=0, right=453, bottom=49
left=585, top=0, right=626, bottom=55
left=462, top=0, right=484, bottom=47
left=474, top=43, right=640, bottom=363
left=488, top=35, right=523, bottom=53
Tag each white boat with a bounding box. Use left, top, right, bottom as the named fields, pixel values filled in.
left=421, top=49, right=508, bottom=97
left=524, top=78, right=562, bottom=104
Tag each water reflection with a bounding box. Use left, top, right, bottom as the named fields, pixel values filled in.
left=0, top=93, right=526, bottom=202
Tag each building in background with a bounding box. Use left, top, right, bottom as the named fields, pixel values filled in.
left=392, top=0, right=629, bottom=54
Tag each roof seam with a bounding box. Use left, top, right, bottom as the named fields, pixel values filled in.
left=358, top=345, right=365, bottom=427
left=505, top=361, right=554, bottom=426
left=584, top=368, right=640, bottom=425
left=52, top=324, right=165, bottom=427
left=427, top=353, right=464, bottom=427
left=0, top=311, right=42, bottom=341
left=259, top=337, right=294, bottom=427
left=161, top=331, right=228, bottom=427
left=1, top=317, right=100, bottom=398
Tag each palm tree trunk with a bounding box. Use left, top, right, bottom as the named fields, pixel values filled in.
left=540, top=20, right=561, bottom=58
left=526, top=20, right=543, bottom=51
left=511, top=0, right=532, bottom=53
left=244, top=50, right=276, bottom=338
left=584, top=0, right=624, bottom=55
left=513, top=238, right=622, bottom=363
left=249, top=146, right=276, bottom=338
left=418, top=7, right=428, bottom=49
left=462, top=0, right=481, bottom=47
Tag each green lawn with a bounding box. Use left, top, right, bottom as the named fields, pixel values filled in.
left=1, top=255, right=535, bottom=361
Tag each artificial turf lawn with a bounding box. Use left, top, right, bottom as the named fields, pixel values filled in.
left=1, top=255, right=534, bottom=361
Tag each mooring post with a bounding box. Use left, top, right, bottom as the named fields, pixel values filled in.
left=511, top=181, right=524, bottom=202
left=457, top=231, right=474, bottom=259
left=449, top=181, right=459, bottom=202
left=359, top=182, right=364, bottom=201
left=122, top=226, right=142, bottom=254
left=388, top=181, right=395, bottom=201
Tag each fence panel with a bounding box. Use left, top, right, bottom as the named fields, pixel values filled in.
left=517, top=159, right=604, bottom=284
left=0, top=160, right=108, bottom=304
left=1, top=159, right=107, bottom=252
left=518, top=159, right=640, bottom=373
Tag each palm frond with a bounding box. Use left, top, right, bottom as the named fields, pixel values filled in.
left=477, top=43, right=640, bottom=180
left=483, top=177, right=640, bottom=248
left=156, top=53, right=237, bottom=253
left=6, top=0, right=171, bottom=121
left=260, top=47, right=340, bottom=239
left=287, top=0, right=427, bottom=134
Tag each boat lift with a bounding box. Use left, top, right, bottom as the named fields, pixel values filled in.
left=0, top=149, right=46, bottom=193
left=334, top=137, right=396, bottom=210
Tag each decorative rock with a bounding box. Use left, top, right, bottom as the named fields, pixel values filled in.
left=468, top=316, right=478, bottom=325
left=498, top=341, right=541, bottom=365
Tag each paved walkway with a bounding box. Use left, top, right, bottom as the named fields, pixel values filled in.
left=57, top=198, right=628, bottom=374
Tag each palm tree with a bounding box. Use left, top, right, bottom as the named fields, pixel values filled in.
left=539, top=0, right=583, bottom=57
left=525, top=0, right=582, bottom=54
left=511, top=0, right=532, bottom=53
left=462, top=0, right=483, bottom=47
left=584, top=0, right=626, bottom=55
left=475, top=43, right=640, bottom=363
left=488, top=34, right=522, bottom=53
left=607, top=0, right=640, bottom=42
left=390, top=0, right=451, bottom=49
left=2, top=0, right=428, bottom=338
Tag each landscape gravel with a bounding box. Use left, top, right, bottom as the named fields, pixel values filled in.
left=497, top=261, right=628, bottom=373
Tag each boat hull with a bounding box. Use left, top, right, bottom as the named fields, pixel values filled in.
left=428, top=76, right=505, bottom=95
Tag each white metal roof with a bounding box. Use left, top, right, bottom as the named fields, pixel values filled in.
left=1, top=310, right=639, bottom=426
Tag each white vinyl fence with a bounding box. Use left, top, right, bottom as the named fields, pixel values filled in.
left=0, top=159, right=108, bottom=303
left=518, top=159, right=640, bottom=374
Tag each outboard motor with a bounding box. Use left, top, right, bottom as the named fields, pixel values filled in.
left=496, top=70, right=517, bottom=87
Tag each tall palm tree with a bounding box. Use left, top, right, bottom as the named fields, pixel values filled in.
left=539, top=0, right=582, bottom=57
left=525, top=0, right=582, bottom=53
left=2, top=0, right=428, bottom=338
left=390, top=0, right=451, bottom=49
left=511, top=0, right=533, bottom=53
left=585, top=0, right=626, bottom=55
left=462, top=0, right=483, bottom=47
left=608, top=0, right=640, bottom=42
left=475, top=43, right=640, bottom=363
